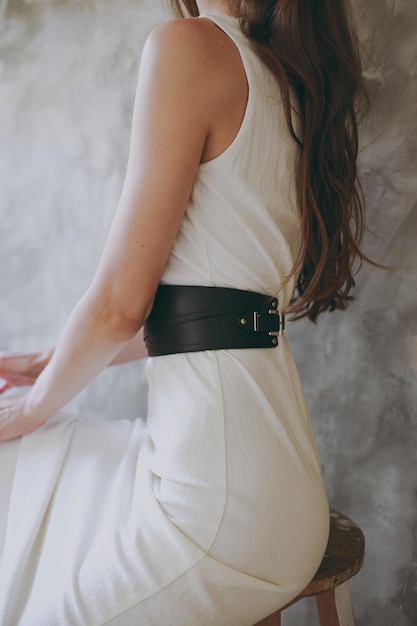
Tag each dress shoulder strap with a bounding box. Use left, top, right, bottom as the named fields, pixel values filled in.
left=198, top=13, right=249, bottom=51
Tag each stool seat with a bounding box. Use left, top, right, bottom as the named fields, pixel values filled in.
left=298, top=508, right=364, bottom=598
left=254, top=508, right=365, bottom=626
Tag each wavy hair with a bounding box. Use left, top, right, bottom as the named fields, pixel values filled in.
left=168, top=0, right=371, bottom=322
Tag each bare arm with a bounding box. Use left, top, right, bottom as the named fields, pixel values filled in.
left=0, top=327, right=148, bottom=394
left=0, top=19, right=215, bottom=440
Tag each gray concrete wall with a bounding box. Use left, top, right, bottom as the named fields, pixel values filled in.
left=1, top=1, right=416, bottom=624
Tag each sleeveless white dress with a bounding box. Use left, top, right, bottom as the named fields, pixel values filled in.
left=0, top=14, right=330, bottom=626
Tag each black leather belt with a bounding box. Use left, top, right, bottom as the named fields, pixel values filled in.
left=143, top=285, right=285, bottom=357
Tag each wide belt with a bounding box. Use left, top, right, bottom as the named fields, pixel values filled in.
left=143, top=285, right=285, bottom=357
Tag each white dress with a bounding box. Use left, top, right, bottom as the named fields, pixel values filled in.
left=0, top=14, right=330, bottom=626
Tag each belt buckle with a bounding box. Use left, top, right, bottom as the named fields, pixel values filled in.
left=253, top=308, right=285, bottom=337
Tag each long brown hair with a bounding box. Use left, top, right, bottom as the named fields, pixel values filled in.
left=168, top=0, right=371, bottom=322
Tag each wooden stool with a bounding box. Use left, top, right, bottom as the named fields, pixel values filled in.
left=254, top=509, right=365, bottom=626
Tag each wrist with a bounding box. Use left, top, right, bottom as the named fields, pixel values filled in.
left=23, top=382, right=51, bottom=427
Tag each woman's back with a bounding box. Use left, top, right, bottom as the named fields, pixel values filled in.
left=163, top=14, right=302, bottom=310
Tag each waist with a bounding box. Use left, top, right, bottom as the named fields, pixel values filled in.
left=143, top=284, right=285, bottom=357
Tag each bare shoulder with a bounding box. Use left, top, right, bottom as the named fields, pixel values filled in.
left=143, top=17, right=239, bottom=80
left=147, top=17, right=225, bottom=52
left=137, top=18, right=248, bottom=162
left=150, top=16, right=210, bottom=36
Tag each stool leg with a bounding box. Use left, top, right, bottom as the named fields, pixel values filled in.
left=252, top=610, right=281, bottom=626
left=316, top=582, right=355, bottom=626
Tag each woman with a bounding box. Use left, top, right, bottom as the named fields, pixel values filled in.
left=0, top=0, right=368, bottom=624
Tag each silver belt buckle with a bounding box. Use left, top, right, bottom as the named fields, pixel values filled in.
left=253, top=309, right=285, bottom=337
left=267, top=309, right=285, bottom=337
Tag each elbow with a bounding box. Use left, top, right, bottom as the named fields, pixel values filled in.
left=82, top=289, right=151, bottom=339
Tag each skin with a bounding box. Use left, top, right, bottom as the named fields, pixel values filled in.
left=0, top=0, right=247, bottom=441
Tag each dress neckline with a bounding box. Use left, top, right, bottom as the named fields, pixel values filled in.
left=199, top=13, right=240, bottom=21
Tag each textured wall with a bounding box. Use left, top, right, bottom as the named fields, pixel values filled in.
left=0, top=1, right=416, bottom=625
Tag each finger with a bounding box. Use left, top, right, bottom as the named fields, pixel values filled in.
left=0, top=355, right=34, bottom=372
left=0, top=380, right=12, bottom=394
left=0, top=352, right=23, bottom=366
left=0, top=370, right=36, bottom=389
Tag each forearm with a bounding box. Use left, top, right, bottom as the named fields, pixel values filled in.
left=25, top=293, right=141, bottom=422
left=39, top=328, right=147, bottom=374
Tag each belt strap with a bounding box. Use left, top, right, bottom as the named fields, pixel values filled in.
left=143, top=285, right=285, bottom=357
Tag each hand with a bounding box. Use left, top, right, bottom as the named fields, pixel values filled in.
left=0, top=350, right=53, bottom=395
left=0, top=391, right=46, bottom=442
